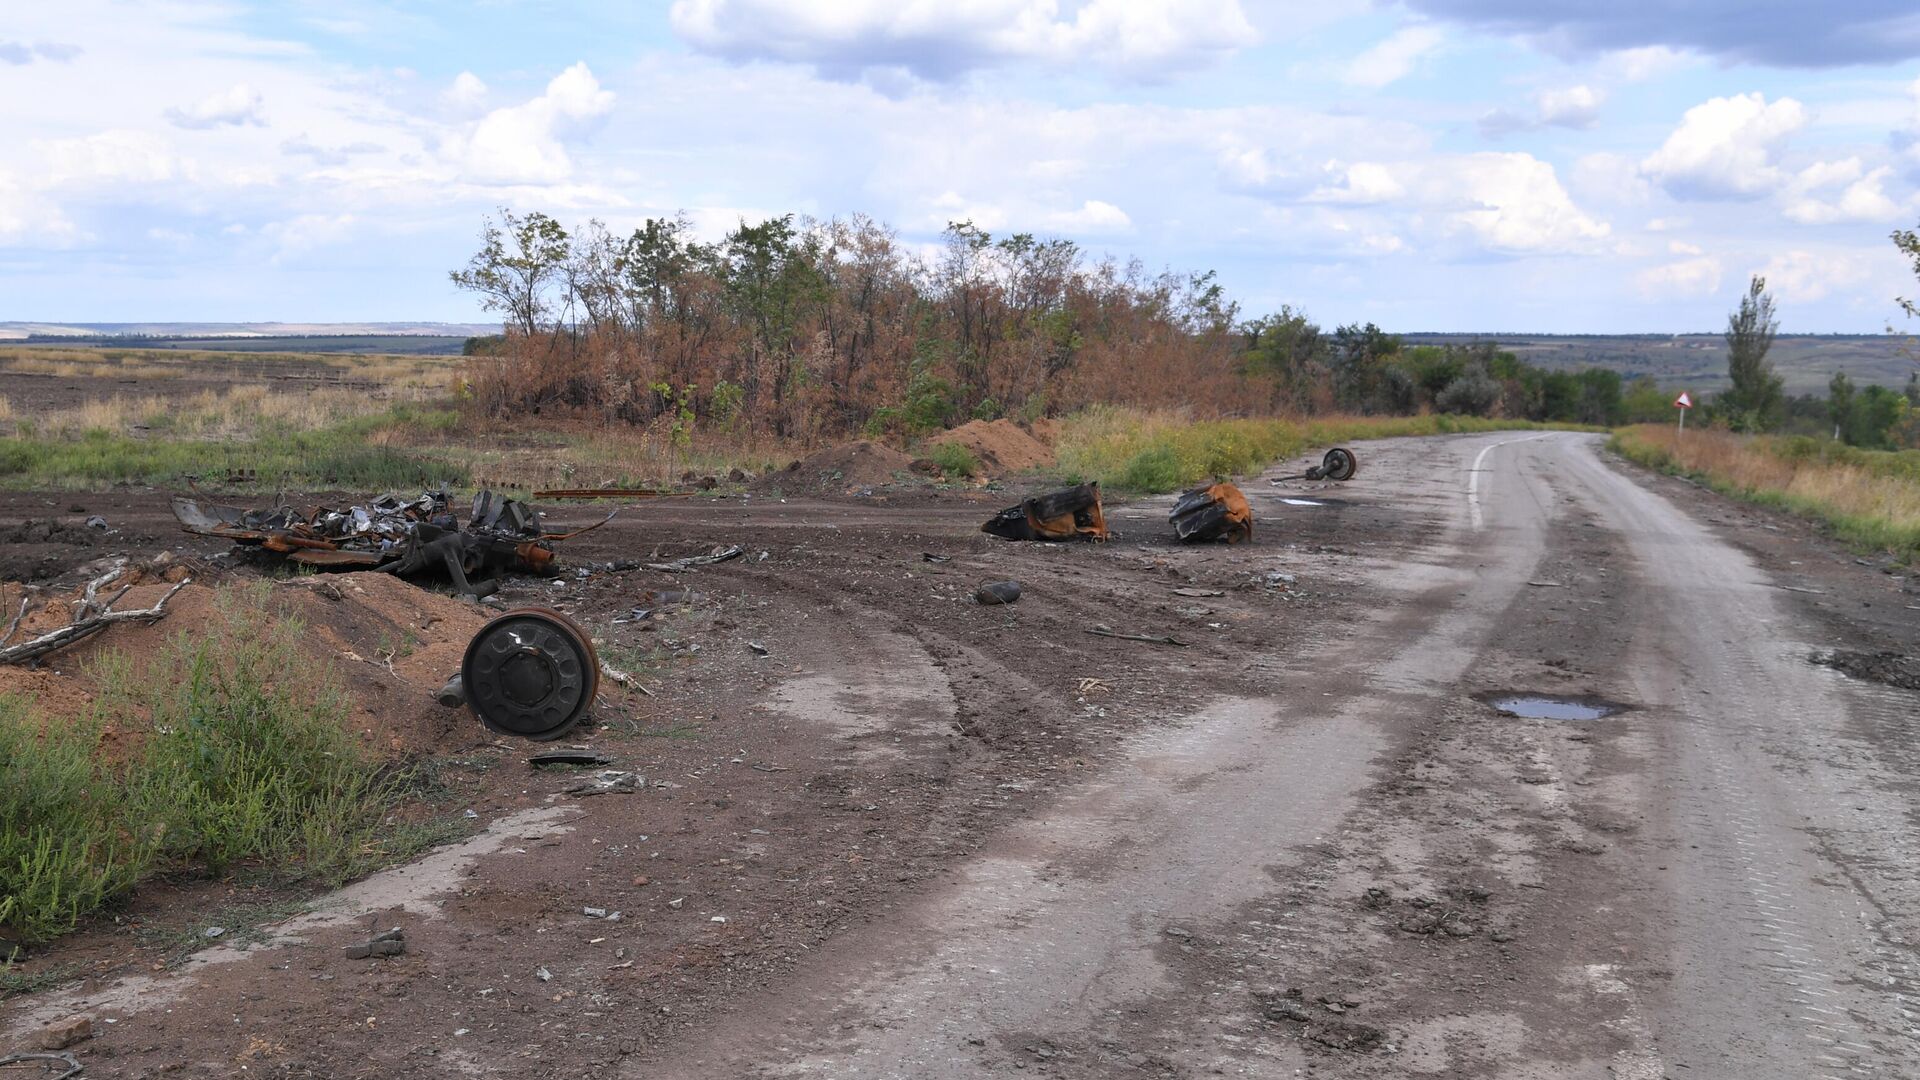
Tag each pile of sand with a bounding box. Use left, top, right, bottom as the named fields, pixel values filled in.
left=0, top=564, right=493, bottom=756
left=927, top=419, right=1056, bottom=477
left=779, top=439, right=919, bottom=493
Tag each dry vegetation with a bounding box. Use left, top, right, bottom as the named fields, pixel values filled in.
left=1613, top=424, right=1920, bottom=559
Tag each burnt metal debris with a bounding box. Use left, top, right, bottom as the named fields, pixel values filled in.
left=172, top=489, right=610, bottom=597
left=457, top=607, right=601, bottom=742
left=1272, top=447, right=1359, bottom=484
left=1171, top=483, right=1254, bottom=544
left=982, top=482, right=1109, bottom=542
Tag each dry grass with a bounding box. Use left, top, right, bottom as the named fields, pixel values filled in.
left=1612, top=424, right=1920, bottom=559
left=0, top=347, right=463, bottom=390
left=24, top=384, right=440, bottom=441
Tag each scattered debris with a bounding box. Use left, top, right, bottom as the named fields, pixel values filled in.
left=342, top=928, right=405, bottom=959
left=647, top=546, right=744, bottom=573
left=203, top=926, right=226, bottom=939
left=982, top=483, right=1109, bottom=542
left=921, top=552, right=952, bottom=564
left=0, top=1052, right=83, bottom=1079
left=532, top=488, right=690, bottom=501
left=565, top=770, right=642, bottom=796
left=1813, top=649, right=1920, bottom=691
left=1077, top=678, right=1111, bottom=695
left=746, top=640, right=771, bottom=656
left=1172, top=587, right=1225, bottom=597
left=975, top=581, right=1023, bottom=605
left=454, top=608, right=601, bottom=741
left=1086, top=625, right=1190, bottom=647
left=1264, top=571, right=1297, bottom=587
left=84, top=516, right=108, bottom=530
left=535, top=966, right=552, bottom=982
left=1526, top=580, right=1565, bottom=588
left=435, top=673, right=467, bottom=708
left=530, top=749, right=613, bottom=767
left=1270, top=447, right=1360, bottom=484
left=1171, top=483, right=1253, bottom=544
left=172, top=489, right=603, bottom=597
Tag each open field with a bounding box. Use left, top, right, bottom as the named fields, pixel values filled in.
left=1405, top=332, right=1920, bottom=395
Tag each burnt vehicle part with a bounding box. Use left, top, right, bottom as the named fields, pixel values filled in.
left=172, top=489, right=606, bottom=593
left=460, top=607, right=600, bottom=741
left=982, top=482, right=1109, bottom=542
left=1171, top=482, right=1254, bottom=544
left=1272, top=446, right=1359, bottom=484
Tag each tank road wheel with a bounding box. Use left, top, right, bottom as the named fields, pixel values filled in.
left=461, top=607, right=600, bottom=741
left=1320, top=447, right=1358, bottom=482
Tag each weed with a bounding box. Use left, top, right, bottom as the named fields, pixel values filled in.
left=0, top=960, right=81, bottom=999
left=1612, top=425, right=1920, bottom=561
left=925, top=441, right=981, bottom=479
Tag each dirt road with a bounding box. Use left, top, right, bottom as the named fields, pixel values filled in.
left=4, top=432, right=1916, bottom=1079
left=663, top=431, right=1919, bottom=1078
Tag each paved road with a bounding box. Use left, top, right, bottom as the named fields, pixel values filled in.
left=664, top=432, right=1918, bottom=1078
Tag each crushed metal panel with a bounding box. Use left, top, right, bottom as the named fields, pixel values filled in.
left=1171, top=482, right=1254, bottom=544
left=982, top=482, right=1109, bottom=542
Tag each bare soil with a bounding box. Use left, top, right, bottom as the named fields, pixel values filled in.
left=927, top=419, right=1056, bottom=476
left=0, top=435, right=1915, bottom=1080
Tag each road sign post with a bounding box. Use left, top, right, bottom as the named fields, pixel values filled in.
left=1674, top=391, right=1693, bottom=435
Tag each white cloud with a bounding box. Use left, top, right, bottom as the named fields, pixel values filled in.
left=38, top=130, right=181, bottom=186
left=1569, top=152, right=1652, bottom=205
left=1344, top=25, right=1444, bottom=88
left=1640, top=92, right=1806, bottom=200
left=443, top=71, right=488, bottom=112
left=1433, top=152, right=1610, bottom=254
left=261, top=213, right=356, bottom=263
left=1783, top=162, right=1907, bottom=224
left=1308, top=162, right=1405, bottom=204
left=1044, top=199, right=1132, bottom=233
left=0, top=170, right=77, bottom=245
left=1668, top=240, right=1703, bottom=255
left=669, top=0, right=1258, bottom=83
left=1757, top=250, right=1869, bottom=302
left=1636, top=256, right=1721, bottom=299
left=1600, top=45, right=1692, bottom=83
left=1481, top=84, right=1603, bottom=137
left=165, top=84, right=267, bottom=129
left=449, top=62, right=614, bottom=185
left=0, top=40, right=81, bottom=65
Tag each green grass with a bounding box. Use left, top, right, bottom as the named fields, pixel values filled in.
left=0, top=583, right=465, bottom=946
left=925, top=441, right=981, bottom=479
left=0, top=405, right=466, bottom=490
left=1056, top=407, right=1598, bottom=493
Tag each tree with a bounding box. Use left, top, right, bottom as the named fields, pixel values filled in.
left=1895, top=224, right=1920, bottom=319
left=1828, top=372, right=1854, bottom=441
left=1722, top=275, right=1783, bottom=431
left=449, top=209, right=571, bottom=337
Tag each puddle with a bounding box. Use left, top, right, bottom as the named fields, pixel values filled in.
left=1486, top=695, right=1619, bottom=721
left=1280, top=498, right=1324, bottom=507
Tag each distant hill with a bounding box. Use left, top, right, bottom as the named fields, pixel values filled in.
left=0, top=321, right=497, bottom=339
left=1403, top=333, right=1919, bottom=396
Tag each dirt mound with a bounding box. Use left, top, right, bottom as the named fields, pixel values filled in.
left=0, top=565, right=493, bottom=755
left=928, top=419, right=1055, bottom=476
left=777, top=440, right=918, bottom=493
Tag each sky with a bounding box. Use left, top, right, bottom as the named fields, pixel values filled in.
left=3, top=0, right=1920, bottom=332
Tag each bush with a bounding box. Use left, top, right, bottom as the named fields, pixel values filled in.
left=1436, top=371, right=1501, bottom=416
left=1116, top=445, right=1185, bottom=491
left=926, top=441, right=981, bottom=478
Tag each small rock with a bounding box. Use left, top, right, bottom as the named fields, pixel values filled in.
left=37, top=1016, right=91, bottom=1050
left=1264, top=1001, right=1311, bottom=1023
left=632, top=875, right=650, bottom=887
left=668, top=897, right=685, bottom=910
left=975, top=581, right=1023, bottom=605
left=536, top=967, right=552, bottom=982
left=746, top=641, right=770, bottom=656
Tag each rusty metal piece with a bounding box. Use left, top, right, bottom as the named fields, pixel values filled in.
left=982, top=482, right=1109, bottom=542
left=461, top=607, right=600, bottom=741
left=1171, top=483, right=1253, bottom=544
left=1308, top=447, right=1358, bottom=482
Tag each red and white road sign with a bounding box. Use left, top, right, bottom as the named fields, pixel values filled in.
left=1674, top=391, right=1694, bottom=409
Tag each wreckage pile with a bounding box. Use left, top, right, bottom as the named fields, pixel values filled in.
left=172, top=489, right=600, bottom=598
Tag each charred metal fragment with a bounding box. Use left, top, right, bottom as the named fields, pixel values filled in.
left=1171, top=483, right=1254, bottom=544
left=982, top=482, right=1109, bottom=542
left=172, top=488, right=571, bottom=591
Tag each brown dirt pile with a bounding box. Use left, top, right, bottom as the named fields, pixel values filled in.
left=778, top=439, right=919, bottom=493
left=928, top=419, right=1055, bottom=476
left=0, top=564, right=492, bottom=755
